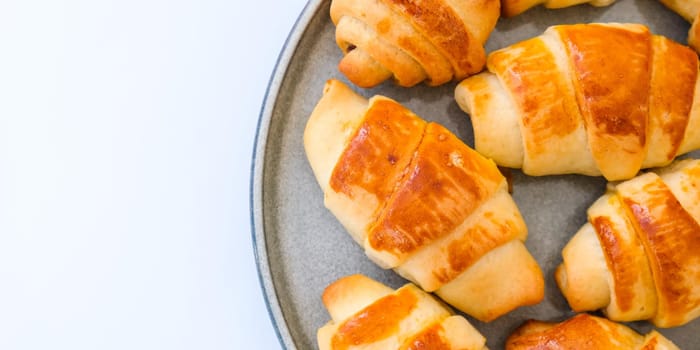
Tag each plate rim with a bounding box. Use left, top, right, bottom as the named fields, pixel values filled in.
left=249, top=1, right=699, bottom=349
left=250, top=0, right=325, bottom=349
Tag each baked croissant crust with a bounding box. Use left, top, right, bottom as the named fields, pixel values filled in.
left=304, top=79, right=544, bottom=321
left=501, top=0, right=615, bottom=18
left=556, top=158, right=700, bottom=328
left=329, top=0, right=499, bottom=88
left=658, top=0, right=700, bottom=52
left=506, top=314, right=679, bottom=350
left=455, top=23, right=700, bottom=181
left=317, top=274, right=488, bottom=350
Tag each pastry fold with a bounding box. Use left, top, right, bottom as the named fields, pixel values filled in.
left=305, top=79, right=544, bottom=321
left=556, top=159, right=700, bottom=328
left=506, top=314, right=679, bottom=349
left=455, top=23, right=700, bottom=181
left=317, top=274, right=488, bottom=350
left=329, top=0, right=499, bottom=87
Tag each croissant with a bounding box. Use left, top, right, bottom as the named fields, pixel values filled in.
left=555, top=158, right=700, bottom=328
left=455, top=23, right=700, bottom=181
left=329, top=0, right=500, bottom=88
left=317, top=274, right=488, bottom=350
left=506, top=314, right=679, bottom=349
left=304, top=79, right=544, bottom=321
left=501, top=0, right=615, bottom=18
left=658, top=0, right=700, bottom=52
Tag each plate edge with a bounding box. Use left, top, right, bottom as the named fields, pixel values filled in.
left=250, top=0, right=327, bottom=349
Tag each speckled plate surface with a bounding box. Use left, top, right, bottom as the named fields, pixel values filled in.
left=251, top=1, right=700, bottom=348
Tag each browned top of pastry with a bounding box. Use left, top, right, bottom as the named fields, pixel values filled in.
left=319, top=274, right=487, bottom=349
left=329, top=98, right=426, bottom=222
left=557, top=24, right=651, bottom=180
left=400, top=323, right=451, bottom=350
left=381, top=0, right=484, bottom=79
left=367, top=122, right=504, bottom=257
left=487, top=36, right=583, bottom=163
left=330, top=286, right=419, bottom=349
left=618, top=174, right=700, bottom=327
left=430, top=197, right=525, bottom=285
left=589, top=214, right=648, bottom=314
left=331, top=0, right=499, bottom=87
left=505, top=314, right=643, bottom=349
left=648, top=36, right=698, bottom=163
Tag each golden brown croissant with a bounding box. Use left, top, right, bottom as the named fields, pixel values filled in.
left=329, top=0, right=500, bottom=88
left=506, top=314, right=679, bottom=349
left=304, top=79, right=544, bottom=321
left=556, top=158, right=700, bottom=328
left=501, top=0, right=614, bottom=18
left=455, top=23, right=700, bottom=181
left=658, top=0, right=700, bottom=52
left=317, top=274, right=488, bottom=350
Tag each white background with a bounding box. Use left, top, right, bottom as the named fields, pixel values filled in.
left=0, top=0, right=306, bottom=348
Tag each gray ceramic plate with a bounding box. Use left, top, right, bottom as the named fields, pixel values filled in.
left=252, top=1, right=700, bottom=348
